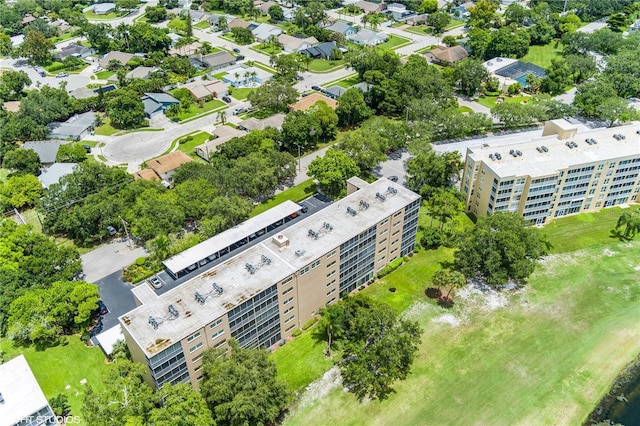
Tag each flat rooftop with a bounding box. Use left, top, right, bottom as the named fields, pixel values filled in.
left=163, top=200, right=301, bottom=273
left=0, top=355, right=51, bottom=426
left=120, top=178, right=420, bottom=358
left=467, top=122, right=640, bottom=178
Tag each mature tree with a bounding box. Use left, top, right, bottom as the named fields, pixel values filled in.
left=345, top=47, right=400, bottom=79
left=418, top=0, right=438, bottom=13
left=607, top=13, right=628, bottom=32
left=455, top=212, right=549, bottom=286
left=466, top=28, right=492, bottom=59
left=527, top=20, right=555, bottom=45
left=492, top=102, right=547, bottom=129
left=107, top=89, right=145, bottom=129
left=83, top=23, right=112, bottom=54
left=504, top=3, right=528, bottom=25
left=128, top=186, right=185, bottom=239
left=145, top=6, right=168, bottom=23
left=200, top=341, right=290, bottom=426
left=308, top=149, right=360, bottom=197
left=21, top=30, right=54, bottom=65
left=454, top=58, right=489, bottom=97
left=247, top=79, right=298, bottom=113
left=336, top=88, right=373, bottom=128
left=573, top=79, right=618, bottom=117
left=268, top=4, right=284, bottom=21
left=49, top=394, right=70, bottom=418
left=337, top=128, right=386, bottom=172
left=317, top=296, right=421, bottom=401
left=0, top=174, right=42, bottom=209
left=0, top=70, right=31, bottom=102
left=541, top=58, right=573, bottom=95
left=564, top=54, right=597, bottom=84
left=595, top=96, right=637, bottom=126
left=487, top=27, right=530, bottom=58
left=431, top=268, right=467, bottom=301
left=83, top=361, right=159, bottom=426
left=149, top=383, right=214, bottom=426
left=270, top=52, right=304, bottom=83
left=604, top=50, right=640, bottom=98
left=467, top=0, right=498, bottom=29
left=56, top=144, right=88, bottom=163
left=185, top=11, right=194, bottom=40
left=116, top=0, right=139, bottom=11
left=230, top=26, right=254, bottom=44
left=612, top=210, right=640, bottom=240
left=2, top=148, right=41, bottom=176
left=0, top=33, right=11, bottom=56
left=428, top=188, right=464, bottom=231
left=7, top=280, right=99, bottom=346
left=427, top=10, right=451, bottom=34
left=406, top=149, right=462, bottom=198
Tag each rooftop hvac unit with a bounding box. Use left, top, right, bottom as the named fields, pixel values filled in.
left=346, top=207, right=357, bottom=216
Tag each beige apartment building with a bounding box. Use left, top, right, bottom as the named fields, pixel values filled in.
left=119, top=177, right=421, bottom=388
left=461, top=121, right=640, bottom=224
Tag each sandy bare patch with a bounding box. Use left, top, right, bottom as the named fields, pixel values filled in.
left=603, top=248, right=617, bottom=256
left=431, top=313, right=462, bottom=327
left=456, top=279, right=509, bottom=313
left=298, top=367, right=342, bottom=409
left=401, top=300, right=433, bottom=320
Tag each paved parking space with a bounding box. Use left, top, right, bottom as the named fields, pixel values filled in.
left=92, top=270, right=138, bottom=331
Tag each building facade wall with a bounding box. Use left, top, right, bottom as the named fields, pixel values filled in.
left=462, top=153, right=640, bottom=223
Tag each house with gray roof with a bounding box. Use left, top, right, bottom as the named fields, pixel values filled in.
left=47, top=111, right=97, bottom=141
left=347, top=28, right=388, bottom=46
left=93, top=2, right=116, bottom=14
left=351, top=81, right=372, bottom=92
left=202, top=51, right=237, bottom=70
left=186, top=10, right=208, bottom=22
left=324, top=85, right=347, bottom=99
left=38, top=163, right=77, bottom=188
left=300, top=41, right=338, bottom=59
left=54, top=43, right=94, bottom=60
left=99, top=51, right=135, bottom=68
left=326, top=20, right=356, bottom=36
left=141, top=93, right=179, bottom=118
left=252, top=23, right=283, bottom=42
left=22, top=141, right=62, bottom=164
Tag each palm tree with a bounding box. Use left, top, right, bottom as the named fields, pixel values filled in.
left=216, top=110, right=226, bottom=124
left=614, top=210, right=640, bottom=239
left=431, top=269, right=466, bottom=302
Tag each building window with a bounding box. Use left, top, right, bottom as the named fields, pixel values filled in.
left=378, top=256, right=386, bottom=263
left=327, top=288, right=336, bottom=296
left=285, top=324, right=296, bottom=332
left=392, top=239, right=399, bottom=245
left=326, top=279, right=336, bottom=287
left=393, top=220, right=401, bottom=227
left=189, top=342, right=203, bottom=353
left=597, top=164, right=604, bottom=170
left=327, top=260, right=336, bottom=268
left=284, top=305, right=294, bottom=314
left=192, top=354, right=203, bottom=363
left=609, top=162, right=616, bottom=168
left=327, top=270, right=336, bottom=278
left=283, top=287, right=293, bottom=295
left=392, top=229, right=400, bottom=236
left=283, top=296, right=294, bottom=305
left=281, top=276, right=293, bottom=285
left=211, top=329, right=225, bottom=339
left=312, top=260, right=321, bottom=269
left=378, top=247, right=386, bottom=254
left=194, top=365, right=202, bottom=372
left=380, top=229, right=388, bottom=236
left=380, top=218, right=389, bottom=226
left=393, top=211, right=402, bottom=217
left=186, top=331, right=201, bottom=343
left=299, top=266, right=310, bottom=275
left=285, top=315, right=295, bottom=324
left=214, top=340, right=226, bottom=348
left=209, top=319, right=223, bottom=329
left=326, top=249, right=336, bottom=258
left=379, top=238, right=387, bottom=245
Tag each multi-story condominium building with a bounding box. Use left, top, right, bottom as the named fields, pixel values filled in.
left=461, top=120, right=640, bottom=224
left=119, top=177, right=421, bottom=388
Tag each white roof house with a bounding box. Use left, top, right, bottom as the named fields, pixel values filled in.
left=252, top=23, right=283, bottom=42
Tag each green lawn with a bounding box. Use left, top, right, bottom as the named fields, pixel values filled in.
left=176, top=131, right=213, bottom=156
left=404, top=25, right=430, bottom=35
left=94, top=118, right=119, bottom=136
left=444, top=18, right=465, bottom=30
left=50, top=32, right=74, bottom=44
left=0, top=167, right=9, bottom=183
left=282, top=206, right=640, bottom=426
left=250, top=179, right=316, bottom=217
left=0, top=335, right=111, bottom=424
left=521, top=40, right=563, bottom=69
left=458, top=105, right=473, bottom=113
left=476, top=95, right=531, bottom=109
left=83, top=10, right=127, bottom=20
left=194, top=21, right=210, bottom=29
left=335, top=75, right=361, bottom=89
left=175, top=99, right=226, bottom=121
left=95, top=70, right=115, bottom=80
left=308, top=59, right=345, bottom=72
left=378, top=34, right=413, bottom=50
left=252, top=44, right=283, bottom=56
left=230, top=87, right=255, bottom=100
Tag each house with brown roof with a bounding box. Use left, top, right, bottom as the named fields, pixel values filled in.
left=195, top=125, right=245, bottom=160
left=169, top=42, right=202, bottom=57
left=256, top=1, right=277, bottom=15
left=99, top=51, right=135, bottom=68
left=278, top=34, right=319, bottom=53
left=357, top=0, right=385, bottom=13
left=237, top=113, right=286, bottom=131
left=228, top=18, right=251, bottom=29
left=133, top=168, right=161, bottom=181
left=289, top=93, right=338, bottom=112
left=182, top=80, right=229, bottom=101
left=143, top=151, right=193, bottom=183
left=2, top=101, right=21, bottom=112
left=425, top=45, right=469, bottom=65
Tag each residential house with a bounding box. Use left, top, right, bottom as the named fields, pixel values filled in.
left=228, top=18, right=251, bottom=29
left=10, top=34, right=24, bottom=47
left=278, top=34, right=319, bottom=53
left=202, top=51, right=237, bottom=70
left=406, top=13, right=428, bottom=26
left=426, top=45, right=469, bottom=65
left=252, top=23, right=283, bottom=42
left=325, top=20, right=356, bottom=36
left=47, top=111, right=97, bottom=141
left=237, top=113, right=286, bottom=131
left=54, top=43, right=95, bottom=60
left=141, top=93, right=180, bottom=118
left=289, top=93, right=338, bottom=111
left=168, top=32, right=181, bottom=46
left=21, top=14, right=36, bottom=25
left=281, top=6, right=298, bottom=22
left=169, top=42, right=202, bottom=57
left=208, top=14, right=234, bottom=30
left=70, top=87, right=97, bottom=100
left=195, top=125, right=245, bottom=160
left=133, top=168, right=161, bottom=181
left=324, top=85, right=347, bottom=99
left=186, top=10, right=208, bottom=22
left=22, top=141, right=62, bottom=164
left=182, top=80, right=229, bottom=101
left=384, top=2, right=416, bottom=20
left=630, top=19, right=640, bottom=32
left=300, top=41, right=337, bottom=59
left=357, top=0, right=385, bottom=13
left=351, top=81, right=372, bottom=92
left=144, top=151, right=193, bottom=183
left=348, top=28, right=388, bottom=46
left=256, top=1, right=277, bottom=15
left=50, top=19, right=71, bottom=34
left=93, top=2, right=116, bottom=15
left=453, top=2, right=473, bottom=19
left=99, top=51, right=135, bottom=68
left=222, top=65, right=273, bottom=87
left=126, top=66, right=158, bottom=80
left=38, top=162, right=76, bottom=188
left=0, top=355, right=58, bottom=426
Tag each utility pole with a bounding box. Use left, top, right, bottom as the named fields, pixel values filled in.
left=119, top=215, right=133, bottom=248
left=294, top=143, right=302, bottom=171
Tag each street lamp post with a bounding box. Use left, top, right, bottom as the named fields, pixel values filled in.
left=405, top=105, right=411, bottom=124
left=119, top=215, right=133, bottom=248
left=294, top=143, right=302, bottom=171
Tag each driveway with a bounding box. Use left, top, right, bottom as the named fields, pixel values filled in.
left=1, top=58, right=92, bottom=91
left=81, top=239, right=147, bottom=283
